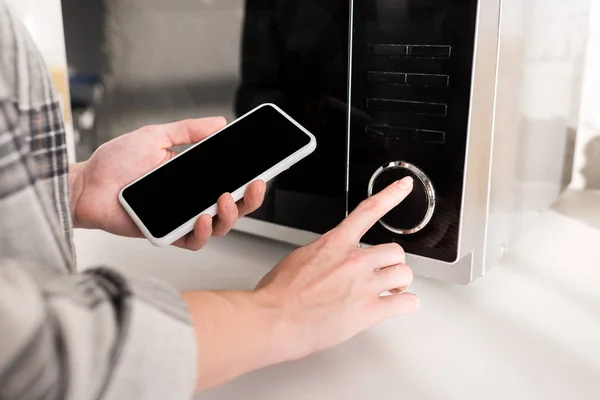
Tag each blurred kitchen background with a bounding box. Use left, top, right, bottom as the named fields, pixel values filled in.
left=59, top=0, right=600, bottom=192
left=62, top=0, right=244, bottom=160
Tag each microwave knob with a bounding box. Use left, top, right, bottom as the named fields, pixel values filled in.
left=367, top=161, right=435, bottom=235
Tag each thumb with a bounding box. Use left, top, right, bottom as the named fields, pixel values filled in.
left=158, top=116, right=227, bottom=147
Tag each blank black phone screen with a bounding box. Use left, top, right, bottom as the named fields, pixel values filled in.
left=121, top=105, right=312, bottom=239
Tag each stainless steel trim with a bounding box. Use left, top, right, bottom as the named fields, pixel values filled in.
left=234, top=216, right=320, bottom=247
left=367, top=161, right=436, bottom=235
left=455, top=0, right=502, bottom=276
left=234, top=216, right=475, bottom=285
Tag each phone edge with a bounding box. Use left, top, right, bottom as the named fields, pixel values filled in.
left=118, top=103, right=317, bottom=247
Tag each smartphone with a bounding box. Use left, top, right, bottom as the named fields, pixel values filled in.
left=118, top=103, right=317, bottom=246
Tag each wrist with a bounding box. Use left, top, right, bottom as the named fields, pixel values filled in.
left=68, top=161, right=87, bottom=228
left=246, top=289, right=305, bottom=366
left=182, top=289, right=292, bottom=391
left=251, top=288, right=305, bottom=363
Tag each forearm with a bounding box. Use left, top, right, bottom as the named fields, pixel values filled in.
left=0, top=261, right=197, bottom=400
left=182, top=290, right=289, bottom=392
left=68, top=161, right=87, bottom=228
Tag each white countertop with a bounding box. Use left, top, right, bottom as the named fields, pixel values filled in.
left=74, top=189, right=600, bottom=400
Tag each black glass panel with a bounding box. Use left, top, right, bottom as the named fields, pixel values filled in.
left=347, top=0, right=479, bottom=261
left=235, top=0, right=350, bottom=234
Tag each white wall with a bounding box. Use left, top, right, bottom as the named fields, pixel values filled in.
left=4, top=0, right=76, bottom=163
left=572, top=0, right=600, bottom=190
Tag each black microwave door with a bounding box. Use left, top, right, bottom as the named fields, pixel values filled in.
left=235, top=0, right=350, bottom=235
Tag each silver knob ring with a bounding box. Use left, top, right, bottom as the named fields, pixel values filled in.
left=367, top=161, right=436, bottom=235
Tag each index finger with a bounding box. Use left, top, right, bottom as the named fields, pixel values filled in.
left=335, top=176, right=413, bottom=243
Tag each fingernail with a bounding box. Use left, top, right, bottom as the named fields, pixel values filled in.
left=414, top=296, right=421, bottom=310
left=398, top=176, right=413, bottom=189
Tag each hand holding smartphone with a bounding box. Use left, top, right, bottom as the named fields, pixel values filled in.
left=118, top=103, right=317, bottom=247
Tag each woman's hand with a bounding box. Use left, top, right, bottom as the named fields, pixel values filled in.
left=255, top=176, right=418, bottom=360
left=183, top=177, right=419, bottom=392
left=69, top=117, right=266, bottom=250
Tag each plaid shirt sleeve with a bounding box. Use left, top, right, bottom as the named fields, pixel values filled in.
left=0, top=3, right=197, bottom=399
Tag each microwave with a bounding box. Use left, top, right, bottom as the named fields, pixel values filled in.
left=62, top=0, right=589, bottom=284
left=231, top=0, right=591, bottom=284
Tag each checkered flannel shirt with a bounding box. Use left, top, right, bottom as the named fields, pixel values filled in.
left=0, top=3, right=196, bottom=399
